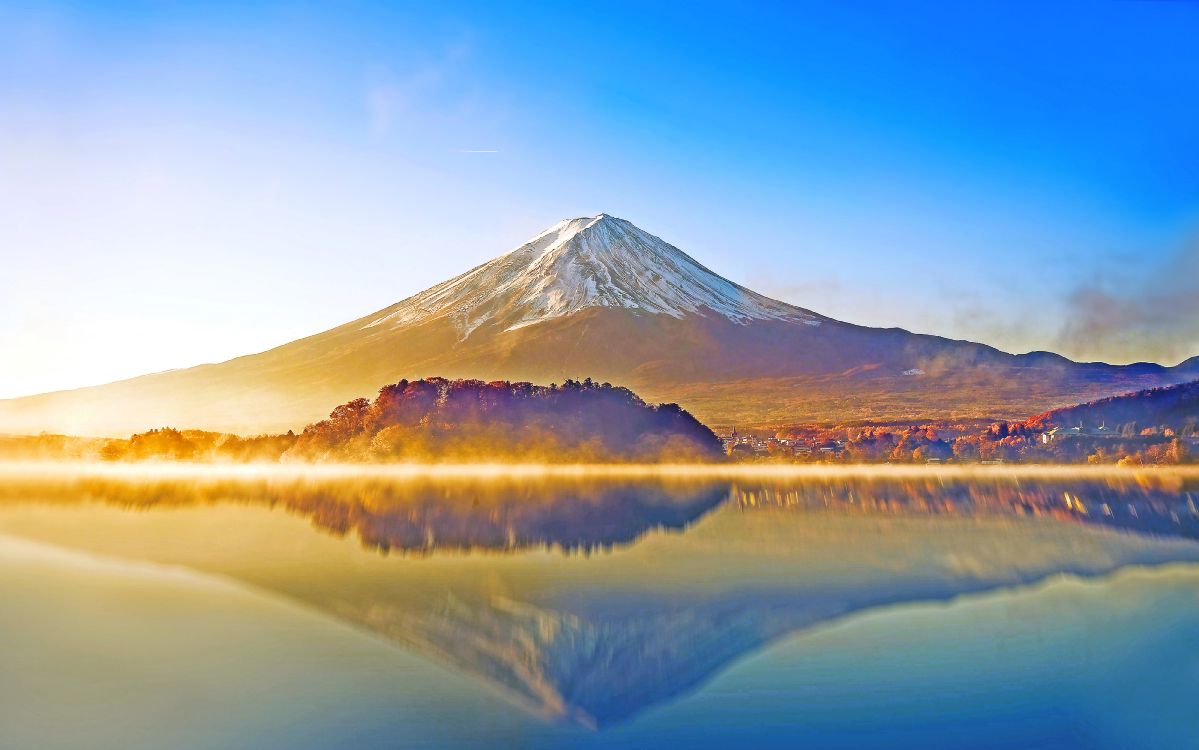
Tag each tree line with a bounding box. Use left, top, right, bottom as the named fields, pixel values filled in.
left=2, top=377, right=721, bottom=463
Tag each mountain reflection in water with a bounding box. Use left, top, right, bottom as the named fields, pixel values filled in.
left=2, top=469, right=1199, bottom=728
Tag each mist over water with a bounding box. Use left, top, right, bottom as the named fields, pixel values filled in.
left=2, top=466, right=1198, bottom=747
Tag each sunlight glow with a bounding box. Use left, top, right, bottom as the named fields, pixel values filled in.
left=2, top=461, right=1197, bottom=482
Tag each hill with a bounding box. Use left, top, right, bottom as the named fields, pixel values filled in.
left=1027, top=379, right=1199, bottom=433
left=932, top=381, right=1199, bottom=463
left=284, top=377, right=721, bottom=462
left=35, top=377, right=720, bottom=463
left=2, top=213, right=1196, bottom=435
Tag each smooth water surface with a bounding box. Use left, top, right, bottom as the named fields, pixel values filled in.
left=1, top=468, right=1198, bottom=749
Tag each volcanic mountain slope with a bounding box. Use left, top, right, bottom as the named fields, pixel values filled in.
left=3, top=213, right=1197, bottom=435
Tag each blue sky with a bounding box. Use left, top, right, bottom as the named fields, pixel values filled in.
left=2, top=1, right=1198, bottom=397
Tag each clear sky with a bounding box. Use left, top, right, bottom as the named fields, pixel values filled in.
left=2, top=1, right=1198, bottom=398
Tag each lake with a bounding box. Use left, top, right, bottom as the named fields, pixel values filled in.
left=2, top=466, right=1198, bottom=749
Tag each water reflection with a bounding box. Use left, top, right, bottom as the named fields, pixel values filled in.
left=732, top=475, right=1199, bottom=542
left=4, top=471, right=1199, bottom=554
left=0, top=474, right=730, bottom=554
left=2, top=469, right=1199, bottom=729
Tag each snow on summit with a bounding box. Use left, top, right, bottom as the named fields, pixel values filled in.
left=365, top=213, right=819, bottom=337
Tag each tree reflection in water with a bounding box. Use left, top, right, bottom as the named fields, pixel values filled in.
left=4, top=471, right=1197, bottom=554
left=3, top=469, right=1199, bottom=727
left=0, top=473, right=732, bottom=554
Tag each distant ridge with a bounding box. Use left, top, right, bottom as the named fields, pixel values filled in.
left=1027, top=379, right=1199, bottom=432
left=2, top=213, right=1197, bottom=435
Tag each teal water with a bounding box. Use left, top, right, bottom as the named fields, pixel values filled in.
left=1, top=471, right=1197, bottom=749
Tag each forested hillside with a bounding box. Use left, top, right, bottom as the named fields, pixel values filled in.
left=1027, top=380, right=1199, bottom=434
left=285, top=377, right=722, bottom=462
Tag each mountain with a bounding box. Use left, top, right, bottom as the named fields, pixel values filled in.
left=3, top=213, right=1198, bottom=436
left=1027, top=379, right=1199, bottom=433
left=367, top=214, right=820, bottom=335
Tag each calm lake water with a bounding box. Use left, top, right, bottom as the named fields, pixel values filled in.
left=2, top=467, right=1198, bottom=749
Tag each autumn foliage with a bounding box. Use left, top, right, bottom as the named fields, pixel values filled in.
left=284, top=377, right=722, bottom=462
left=1026, top=380, right=1199, bottom=434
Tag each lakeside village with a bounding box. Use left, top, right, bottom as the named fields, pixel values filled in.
left=716, top=422, right=1199, bottom=465
left=719, top=426, right=847, bottom=460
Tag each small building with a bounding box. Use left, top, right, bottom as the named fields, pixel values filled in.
left=1042, top=424, right=1118, bottom=444
left=728, top=442, right=755, bottom=458
left=1042, top=426, right=1083, bottom=444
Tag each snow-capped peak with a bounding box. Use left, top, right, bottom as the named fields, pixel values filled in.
left=364, top=213, right=819, bottom=337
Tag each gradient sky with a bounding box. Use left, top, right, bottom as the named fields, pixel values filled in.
left=2, top=1, right=1198, bottom=398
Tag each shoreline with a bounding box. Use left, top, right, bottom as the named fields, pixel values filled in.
left=1, top=460, right=1197, bottom=482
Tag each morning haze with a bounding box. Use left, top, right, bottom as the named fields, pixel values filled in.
left=3, top=4, right=1199, bottom=749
